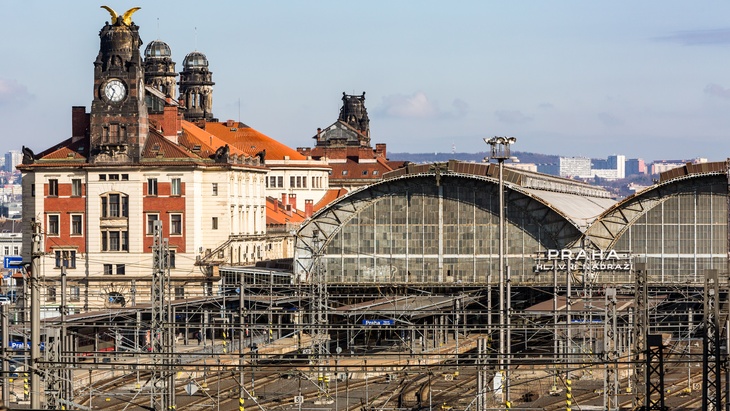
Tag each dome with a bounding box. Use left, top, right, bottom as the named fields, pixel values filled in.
left=144, top=40, right=172, bottom=58
left=183, top=51, right=209, bottom=69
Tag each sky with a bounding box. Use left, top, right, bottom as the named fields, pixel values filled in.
left=1, top=1, right=730, bottom=163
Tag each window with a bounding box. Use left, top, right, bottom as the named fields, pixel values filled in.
left=212, top=217, right=219, bottom=230
left=373, top=170, right=379, bottom=175
left=121, top=174, right=129, bottom=181
left=362, top=170, right=368, bottom=175
left=116, top=264, right=125, bottom=275
left=277, top=176, right=283, bottom=187
left=48, top=214, right=60, bottom=236
left=3, top=247, right=8, bottom=255
left=109, top=231, right=120, bottom=250
left=31, top=184, right=35, bottom=197
left=99, top=174, right=107, bottom=181
left=47, top=287, right=56, bottom=302
left=212, top=183, right=218, bottom=196
left=101, top=193, right=128, bottom=218
left=72, top=179, right=82, bottom=196
left=147, top=214, right=159, bottom=235
left=147, top=178, right=158, bottom=195
left=342, top=170, right=348, bottom=175
left=70, top=286, right=80, bottom=302
left=12, top=246, right=18, bottom=255
left=171, top=178, right=181, bottom=196
left=54, top=250, right=76, bottom=269
left=49, top=179, right=59, bottom=196
left=108, top=124, right=119, bottom=144
left=168, top=250, right=176, bottom=268
left=71, top=215, right=83, bottom=235
left=302, top=176, right=307, bottom=188
left=101, top=230, right=128, bottom=252
left=290, top=176, right=295, bottom=188
left=109, top=174, right=119, bottom=181
left=170, top=214, right=182, bottom=235
left=109, top=194, right=120, bottom=216
left=104, top=264, right=113, bottom=275
left=174, top=286, right=185, bottom=300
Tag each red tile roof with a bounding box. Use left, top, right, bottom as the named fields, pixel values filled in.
left=180, top=121, right=248, bottom=159
left=40, top=146, right=86, bottom=161
left=142, top=131, right=202, bottom=160
left=265, top=196, right=306, bottom=225
left=35, top=137, right=88, bottom=162
left=204, top=121, right=307, bottom=161
left=326, top=156, right=393, bottom=181
left=313, top=188, right=348, bottom=211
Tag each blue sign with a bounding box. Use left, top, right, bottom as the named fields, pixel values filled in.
left=362, top=319, right=394, bottom=326
left=9, top=341, right=44, bottom=351
left=3, top=256, right=23, bottom=270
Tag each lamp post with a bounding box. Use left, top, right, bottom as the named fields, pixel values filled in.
left=484, top=136, right=516, bottom=407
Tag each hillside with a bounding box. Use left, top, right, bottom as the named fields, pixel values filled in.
left=389, top=151, right=559, bottom=165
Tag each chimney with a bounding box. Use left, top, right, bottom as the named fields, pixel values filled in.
left=375, top=143, right=387, bottom=158
left=288, top=193, right=297, bottom=211
left=72, top=106, right=89, bottom=142
left=226, top=119, right=236, bottom=127
left=305, top=199, right=313, bottom=218
left=281, top=193, right=288, bottom=207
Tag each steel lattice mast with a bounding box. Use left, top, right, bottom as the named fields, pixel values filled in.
left=150, top=220, right=174, bottom=410
left=310, top=229, right=332, bottom=403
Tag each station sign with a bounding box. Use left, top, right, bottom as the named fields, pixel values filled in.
left=9, top=341, right=44, bottom=351
left=534, top=249, right=632, bottom=272
left=362, top=319, right=394, bottom=326
left=3, top=256, right=22, bottom=270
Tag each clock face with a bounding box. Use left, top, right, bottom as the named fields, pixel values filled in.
left=103, top=79, right=126, bottom=103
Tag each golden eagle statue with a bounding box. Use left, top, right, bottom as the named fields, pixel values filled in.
left=101, top=6, right=141, bottom=26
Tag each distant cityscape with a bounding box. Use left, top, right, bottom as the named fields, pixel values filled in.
left=0, top=150, right=21, bottom=219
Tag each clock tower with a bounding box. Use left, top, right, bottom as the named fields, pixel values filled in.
left=90, top=7, right=149, bottom=163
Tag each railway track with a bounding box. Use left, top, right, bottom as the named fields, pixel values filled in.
left=69, top=335, right=711, bottom=411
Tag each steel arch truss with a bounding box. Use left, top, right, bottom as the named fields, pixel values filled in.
left=294, top=172, right=585, bottom=279
left=585, top=173, right=727, bottom=250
